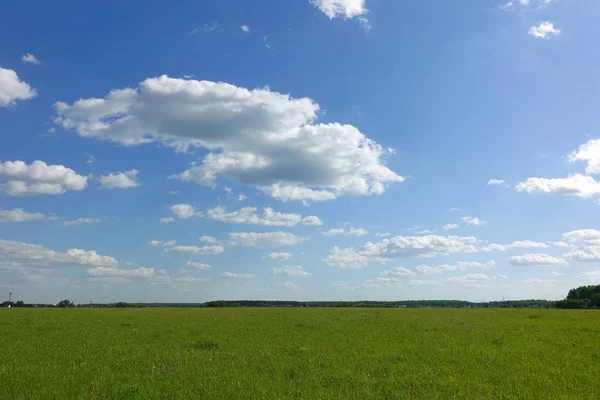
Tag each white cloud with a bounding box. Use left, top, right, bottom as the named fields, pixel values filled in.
left=568, top=139, right=600, bottom=175
left=170, top=204, right=202, bottom=219
left=550, top=271, right=564, bottom=276
left=332, top=281, right=348, bottom=287
left=509, top=253, right=565, bottom=266
left=487, top=179, right=506, bottom=185
left=87, top=266, right=154, bottom=277
left=85, top=153, right=96, bottom=165
left=516, top=174, right=600, bottom=200
left=447, top=273, right=491, bottom=284
left=237, top=194, right=247, bottom=201
left=240, top=25, right=250, bottom=33
left=415, top=260, right=495, bottom=274
left=147, top=240, right=176, bottom=247
left=272, top=266, right=312, bottom=277
left=198, top=236, right=218, bottom=244
left=324, top=246, right=369, bottom=268
left=323, top=226, right=367, bottom=236
left=381, top=266, right=415, bottom=276
left=185, top=260, right=211, bottom=270
left=228, top=232, right=306, bottom=248
left=0, top=160, right=87, bottom=196
left=442, top=224, right=459, bottom=231
left=219, top=272, right=254, bottom=279
left=310, top=0, right=367, bottom=19
left=481, top=240, right=549, bottom=252
left=409, top=280, right=442, bottom=287
left=0, top=239, right=117, bottom=268
left=64, top=218, right=100, bottom=226
left=552, top=241, right=569, bottom=248
left=562, top=229, right=600, bottom=262
left=461, top=216, right=486, bottom=226
left=493, top=274, right=509, bottom=280
left=520, top=278, right=560, bottom=286
left=21, top=53, right=40, bottom=65
left=160, top=217, right=175, bottom=224
left=164, top=245, right=224, bottom=254
left=0, top=66, right=37, bottom=107
left=577, top=270, right=600, bottom=282
left=206, top=206, right=322, bottom=227
left=264, top=252, right=292, bottom=261
left=0, top=208, right=47, bottom=223
left=54, top=76, right=403, bottom=202
left=529, top=21, right=560, bottom=39
left=172, top=276, right=209, bottom=283
left=375, top=232, right=390, bottom=237
left=99, top=169, right=140, bottom=189
left=88, top=277, right=131, bottom=284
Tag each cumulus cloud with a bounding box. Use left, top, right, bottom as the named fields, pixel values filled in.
left=198, top=236, right=218, bottom=244
left=170, top=204, right=202, bottom=219
left=0, top=66, right=37, bottom=107
left=310, top=0, right=367, bottom=19
left=240, top=25, right=250, bottom=33
left=516, top=174, right=600, bottom=200
left=147, top=240, right=176, bottom=247
left=529, top=21, right=560, bottom=39
left=272, top=266, right=312, bottom=277
left=509, top=253, right=565, bottom=266
left=381, top=266, right=415, bottom=276
left=264, top=252, right=292, bottom=261
left=206, top=206, right=322, bottom=227
left=63, top=218, right=100, bottom=226
left=0, top=239, right=117, bottom=268
left=481, top=240, right=549, bottom=252
left=442, top=224, right=459, bottom=231
left=99, top=169, right=140, bottom=189
left=164, top=245, right=224, bottom=254
left=415, top=260, right=495, bottom=274
left=21, top=53, right=40, bottom=65
left=487, top=179, right=506, bottom=186
left=409, top=280, right=442, bottom=287
left=0, top=208, right=47, bottom=223
left=54, top=76, right=403, bottom=202
left=322, top=226, right=367, bottom=236
left=87, top=266, right=154, bottom=277
left=561, top=229, right=600, bottom=262
left=569, top=139, right=600, bottom=175
left=219, top=272, right=254, bottom=279
left=228, top=232, right=305, bottom=248
left=0, top=160, right=87, bottom=196
left=184, top=260, right=211, bottom=270
left=461, top=216, right=486, bottom=226
left=324, top=246, right=370, bottom=268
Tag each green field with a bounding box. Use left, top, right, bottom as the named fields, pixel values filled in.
left=2, top=308, right=600, bottom=399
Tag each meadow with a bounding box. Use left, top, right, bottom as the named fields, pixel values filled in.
left=1, top=307, right=600, bottom=399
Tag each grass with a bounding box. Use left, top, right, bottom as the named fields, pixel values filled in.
left=1, top=308, right=600, bottom=399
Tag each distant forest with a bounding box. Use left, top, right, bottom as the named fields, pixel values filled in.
left=3, top=285, right=600, bottom=309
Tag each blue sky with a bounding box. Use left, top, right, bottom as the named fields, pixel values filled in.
left=1, top=0, right=600, bottom=304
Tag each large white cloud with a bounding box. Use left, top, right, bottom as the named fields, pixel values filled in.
left=228, top=232, right=306, bottom=248
left=264, top=252, right=293, bottom=261
left=415, top=260, right=495, bottom=274
left=0, top=66, right=37, bottom=107
left=0, top=209, right=47, bottom=223
left=324, top=246, right=370, bottom=268
left=481, top=240, right=549, bottom=252
left=54, top=76, right=403, bottom=202
left=206, top=206, right=322, bottom=227
left=528, top=21, right=560, bottom=39
left=0, top=239, right=117, bottom=267
left=310, top=0, right=367, bottom=19
left=0, top=160, right=87, bottom=196
left=509, top=253, right=565, bottom=266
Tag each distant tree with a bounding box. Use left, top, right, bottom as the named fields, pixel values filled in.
left=15, top=301, right=25, bottom=307
left=58, top=299, right=73, bottom=308
left=115, top=302, right=128, bottom=308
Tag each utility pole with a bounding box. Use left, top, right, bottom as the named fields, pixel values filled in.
left=8, top=292, right=12, bottom=303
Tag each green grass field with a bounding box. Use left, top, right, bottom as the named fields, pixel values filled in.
left=1, top=308, right=600, bottom=399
